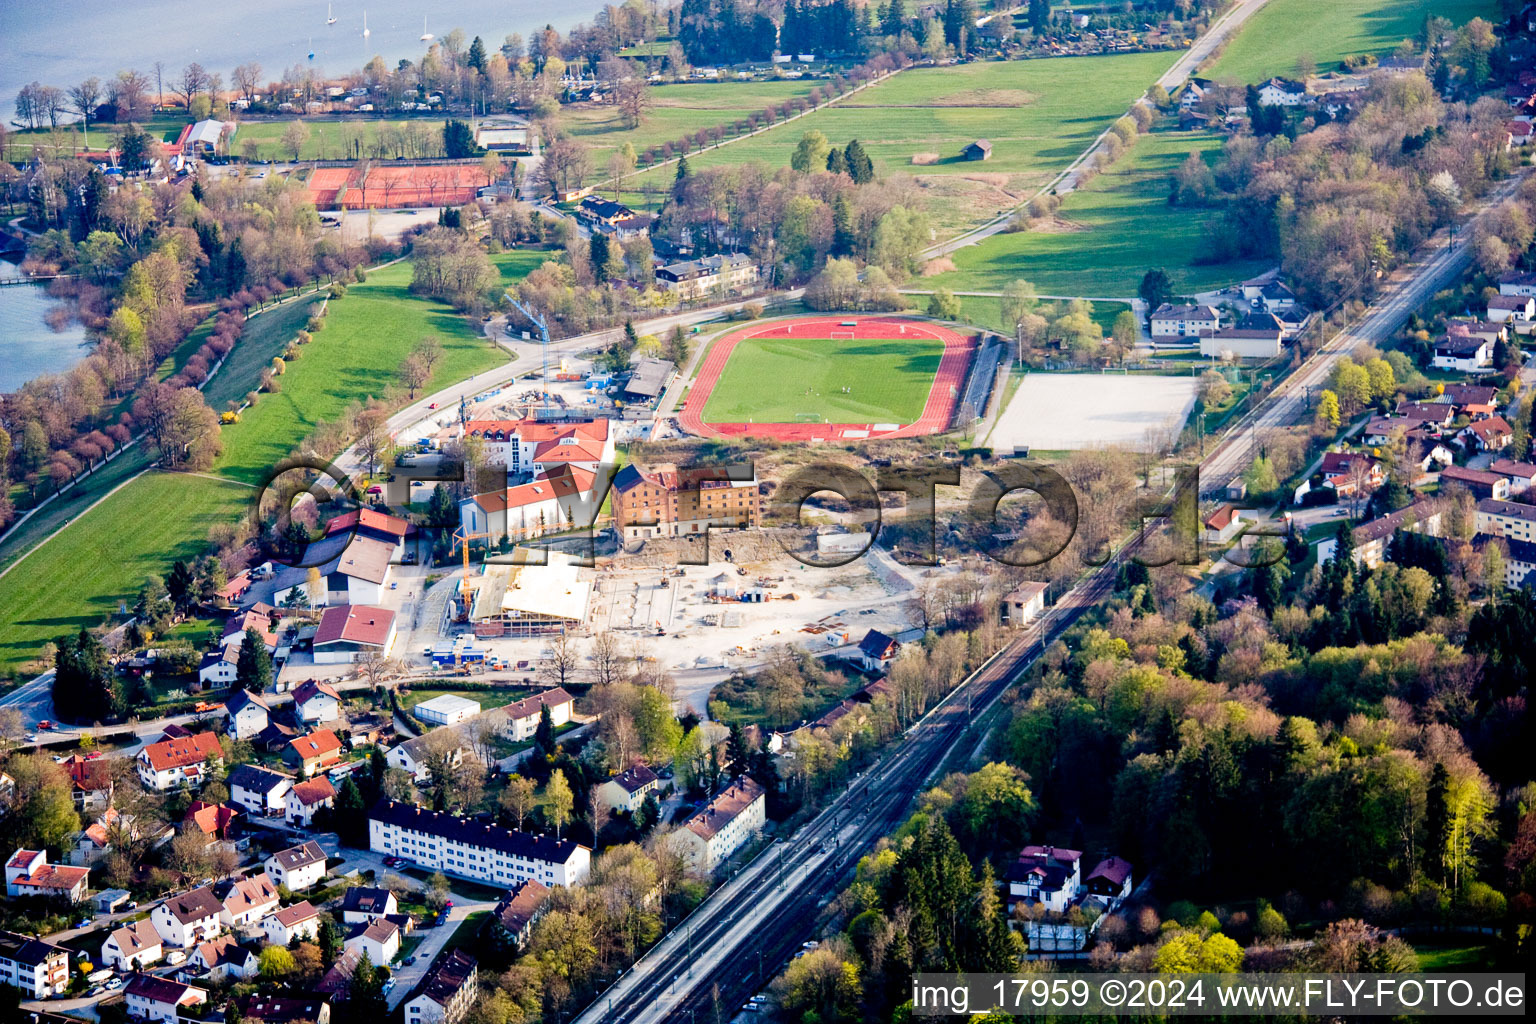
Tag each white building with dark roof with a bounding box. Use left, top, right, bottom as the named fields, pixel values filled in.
left=0, top=929, right=69, bottom=998
left=223, top=689, right=271, bottom=740
left=228, top=764, right=294, bottom=817
left=265, top=841, right=328, bottom=890
left=404, top=948, right=478, bottom=1024
left=151, top=886, right=224, bottom=948
left=597, top=765, right=660, bottom=813
left=368, top=799, right=591, bottom=887
left=125, top=973, right=209, bottom=1023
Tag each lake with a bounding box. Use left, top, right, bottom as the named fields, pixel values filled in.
left=0, top=0, right=611, bottom=123
left=0, top=262, right=93, bottom=393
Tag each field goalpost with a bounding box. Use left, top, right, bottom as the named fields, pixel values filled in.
left=794, top=412, right=825, bottom=423
left=830, top=331, right=856, bottom=341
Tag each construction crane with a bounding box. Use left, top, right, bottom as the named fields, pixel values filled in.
left=451, top=526, right=494, bottom=570
left=504, top=292, right=552, bottom=410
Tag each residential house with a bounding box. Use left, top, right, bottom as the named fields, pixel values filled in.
left=217, top=872, right=280, bottom=929
left=1318, top=501, right=1443, bottom=568
left=850, top=629, right=900, bottom=673
left=404, top=948, right=478, bottom=1024
left=286, top=777, right=336, bottom=827
left=5, top=848, right=88, bottom=902
left=1432, top=333, right=1494, bottom=371
left=1462, top=415, right=1514, bottom=452
left=1257, top=76, right=1308, bottom=105
left=1399, top=440, right=1457, bottom=485
left=1440, top=383, right=1501, bottom=413
left=100, top=920, right=164, bottom=970
left=369, top=798, right=592, bottom=887
left=1363, top=417, right=1406, bottom=446
left=228, top=765, right=294, bottom=817
left=1441, top=465, right=1511, bottom=500
left=317, top=946, right=365, bottom=1001
left=963, top=138, right=992, bottom=161
left=1001, top=581, right=1049, bottom=627
left=324, top=507, right=410, bottom=557
left=1148, top=303, right=1220, bottom=338
left=285, top=728, right=344, bottom=776
left=124, top=973, right=208, bottom=1023
left=0, top=930, right=69, bottom=999
left=1298, top=451, right=1384, bottom=503
left=1395, top=402, right=1455, bottom=428
left=653, top=253, right=759, bottom=301
left=1476, top=497, right=1536, bottom=542
left=293, top=680, right=342, bottom=723
left=504, top=687, right=575, bottom=742
left=1481, top=535, right=1536, bottom=588
left=610, top=462, right=761, bottom=542
left=264, top=841, right=328, bottom=890
left=184, top=802, right=239, bottom=851
left=1498, top=269, right=1536, bottom=296
left=1201, top=504, right=1249, bottom=545
left=344, top=917, right=401, bottom=966
left=269, top=530, right=397, bottom=608
left=1083, top=856, right=1135, bottom=903
left=597, top=765, right=660, bottom=814
left=198, top=646, right=241, bottom=686
left=575, top=195, right=637, bottom=230
left=1489, top=459, right=1536, bottom=494
left=240, top=994, right=333, bottom=1024
left=151, top=887, right=224, bottom=948
left=262, top=901, right=320, bottom=945
left=1488, top=294, right=1535, bottom=322
left=136, top=731, right=224, bottom=791
left=190, top=934, right=258, bottom=982
left=61, top=755, right=113, bottom=813
left=489, top=880, right=550, bottom=952
left=224, top=689, right=272, bottom=740
left=313, top=606, right=398, bottom=664
left=385, top=731, right=464, bottom=783
left=1006, top=845, right=1083, bottom=914
left=668, top=777, right=766, bottom=874
left=68, top=820, right=113, bottom=867
left=339, top=886, right=398, bottom=925
left=1179, top=81, right=1206, bottom=109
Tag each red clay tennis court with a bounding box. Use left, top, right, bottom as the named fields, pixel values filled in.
left=306, top=163, right=491, bottom=209
left=678, top=315, right=976, bottom=442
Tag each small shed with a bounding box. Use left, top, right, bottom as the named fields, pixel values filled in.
left=97, top=888, right=132, bottom=913
left=964, top=139, right=993, bottom=161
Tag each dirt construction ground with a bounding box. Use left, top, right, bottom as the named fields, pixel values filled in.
left=989, top=372, right=1199, bottom=451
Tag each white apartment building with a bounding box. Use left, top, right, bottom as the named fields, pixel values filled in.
left=654, top=253, right=759, bottom=301
left=369, top=799, right=591, bottom=888
left=0, top=929, right=69, bottom=999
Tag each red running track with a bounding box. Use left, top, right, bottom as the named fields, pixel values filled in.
left=678, top=316, right=976, bottom=442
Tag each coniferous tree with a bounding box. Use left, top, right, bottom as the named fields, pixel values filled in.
left=844, top=139, right=874, bottom=184
left=535, top=704, right=557, bottom=757
left=235, top=626, right=272, bottom=692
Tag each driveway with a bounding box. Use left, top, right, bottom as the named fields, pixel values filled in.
left=385, top=897, right=498, bottom=1009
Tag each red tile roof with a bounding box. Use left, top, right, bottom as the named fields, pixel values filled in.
left=326, top=507, right=409, bottom=538
left=185, top=801, right=239, bottom=838
left=141, top=732, right=224, bottom=772
left=288, top=729, right=343, bottom=762
left=290, top=777, right=336, bottom=806
left=315, top=605, right=395, bottom=647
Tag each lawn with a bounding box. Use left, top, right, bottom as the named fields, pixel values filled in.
left=564, top=79, right=821, bottom=164
left=905, top=293, right=1134, bottom=336
left=0, top=472, right=251, bottom=677
left=624, top=52, right=1175, bottom=235
left=1415, top=942, right=1497, bottom=971
left=490, top=249, right=559, bottom=288
left=921, top=128, right=1273, bottom=296
left=229, top=118, right=456, bottom=162
left=700, top=336, right=943, bottom=425
left=214, top=261, right=507, bottom=484
left=203, top=293, right=327, bottom=412
left=398, top=686, right=531, bottom=713
left=1206, top=0, right=1497, bottom=83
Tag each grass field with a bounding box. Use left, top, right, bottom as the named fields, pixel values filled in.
left=623, top=52, right=1173, bottom=236
left=213, top=261, right=507, bottom=484
left=700, top=336, right=943, bottom=424
left=203, top=295, right=326, bottom=412
left=0, top=472, right=251, bottom=675
left=904, top=293, right=1134, bottom=337
left=565, top=79, right=821, bottom=163
left=1206, top=0, right=1497, bottom=83
left=921, top=128, right=1272, bottom=296
left=0, top=257, right=537, bottom=679
left=490, top=249, right=559, bottom=287
left=228, top=117, right=458, bottom=162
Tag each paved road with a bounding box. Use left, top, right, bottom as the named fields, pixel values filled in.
left=1200, top=170, right=1529, bottom=494
left=923, top=0, right=1275, bottom=260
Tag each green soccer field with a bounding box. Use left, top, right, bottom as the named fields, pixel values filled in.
left=699, top=336, right=944, bottom=425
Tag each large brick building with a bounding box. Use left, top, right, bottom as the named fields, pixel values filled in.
left=610, top=463, right=761, bottom=542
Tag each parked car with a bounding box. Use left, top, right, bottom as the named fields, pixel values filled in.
left=105, top=978, right=125, bottom=990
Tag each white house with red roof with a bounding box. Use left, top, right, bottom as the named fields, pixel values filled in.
left=125, top=972, right=209, bottom=1023
left=216, top=871, right=280, bottom=929
left=101, top=919, right=164, bottom=970
left=285, top=728, right=344, bottom=777
left=136, top=731, right=224, bottom=791
left=312, top=605, right=397, bottom=664
left=261, top=901, right=320, bottom=945
left=1462, top=415, right=1515, bottom=452
left=5, top=848, right=89, bottom=902
left=460, top=463, right=600, bottom=542
left=286, top=777, right=336, bottom=827
left=325, top=507, right=409, bottom=557
left=293, top=679, right=343, bottom=722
